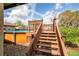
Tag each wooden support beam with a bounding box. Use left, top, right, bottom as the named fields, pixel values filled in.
left=13, top=29, right=16, bottom=45
left=0, top=3, right=3, bottom=56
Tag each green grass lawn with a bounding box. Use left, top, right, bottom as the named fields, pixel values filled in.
left=67, top=47, right=79, bottom=56
left=60, top=26, right=79, bottom=56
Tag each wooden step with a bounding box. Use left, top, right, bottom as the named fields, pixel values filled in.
left=51, top=49, right=61, bottom=56
left=40, top=34, right=57, bottom=37
left=35, top=48, right=51, bottom=54
left=35, top=48, right=60, bottom=56
left=42, top=31, right=56, bottom=34
left=38, top=40, right=58, bottom=44
left=37, top=43, right=51, bottom=47
left=37, top=43, right=59, bottom=50
left=40, top=37, right=57, bottom=41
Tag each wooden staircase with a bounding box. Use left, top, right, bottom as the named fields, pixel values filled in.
left=26, top=18, right=68, bottom=56
left=34, top=31, right=61, bottom=56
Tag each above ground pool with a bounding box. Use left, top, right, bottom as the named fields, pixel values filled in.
left=4, top=29, right=32, bottom=46
left=4, top=29, right=29, bottom=33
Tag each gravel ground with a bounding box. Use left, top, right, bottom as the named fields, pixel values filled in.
left=4, top=43, right=29, bottom=56
left=4, top=43, right=50, bottom=56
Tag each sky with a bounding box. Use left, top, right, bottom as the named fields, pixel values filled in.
left=4, top=3, right=79, bottom=25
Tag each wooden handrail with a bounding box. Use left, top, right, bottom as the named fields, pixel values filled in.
left=26, top=22, right=42, bottom=55
left=53, top=19, right=68, bottom=56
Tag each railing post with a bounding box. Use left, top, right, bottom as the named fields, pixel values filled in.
left=55, top=19, right=68, bottom=56
left=53, top=18, right=56, bottom=31
left=14, top=29, right=16, bottom=45
left=26, top=22, right=42, bottom=55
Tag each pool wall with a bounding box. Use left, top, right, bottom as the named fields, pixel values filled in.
left=4, top=32, right=32, bottom=45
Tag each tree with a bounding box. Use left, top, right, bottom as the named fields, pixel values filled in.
left=58, top=10, right=79, bottom=28
left=15, top=20, right=25, bottom=28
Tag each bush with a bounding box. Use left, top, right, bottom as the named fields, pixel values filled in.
left=60, top=26, right=79, bottom=45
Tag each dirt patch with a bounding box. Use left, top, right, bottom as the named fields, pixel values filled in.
left=65, top=41, right=78, bottom=48
left=4, top=43, right=29, bottom=56
left=66, top=47, right=79, bottom=56
left=74, top=48, right=79, bottom=51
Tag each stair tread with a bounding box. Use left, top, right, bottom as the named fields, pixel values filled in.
left=35, top=48, right=51, bottom=53
left=51, top=49, right=61, bottom=56
left=40, top=34, right=57, bottom=37
left=39, top=40, right=58, bottom=44
left=35, top=48, right=61, bottom=56
left=34, top=30, right=61, bottom=56
left=37, top=43, right=59, bottom=49
left=42, top=31, right=56, bottom=34
left=40, top=37, right=57, bottom=40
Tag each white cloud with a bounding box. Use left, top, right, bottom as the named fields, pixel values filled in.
left=4, top=15, right=26, bottom=23
left=43, top=11, right=50, bottom=17
left=55, top=3, right=63, bottom=10
left=43, top=11, right=54, bottom=24
left=56, top=11, right=61, bottom=18
left=10, top=5, right=29, bottom=17
left=4, top=16, right=30, bottom=26
left=4, top=4, right=44, bottom=25
left=4, top=16, right=17, bottom=23
left=23, top=18, right=33, bottom=25
left=4, top=4, right=31, bottom=25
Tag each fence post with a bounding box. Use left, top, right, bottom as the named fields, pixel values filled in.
left=14, top=29, right=16, bottom=45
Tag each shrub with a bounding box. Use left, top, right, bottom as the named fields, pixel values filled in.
left=60, top=26, right=79, bottom=45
